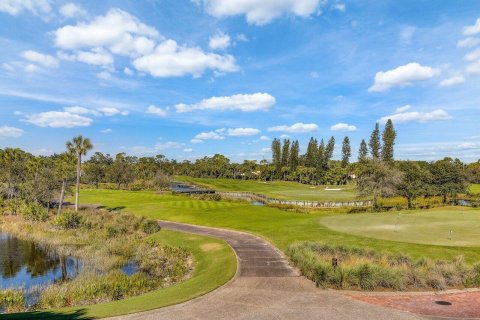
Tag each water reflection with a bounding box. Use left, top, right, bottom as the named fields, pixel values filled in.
left=0, top=232, right=81, bottom=290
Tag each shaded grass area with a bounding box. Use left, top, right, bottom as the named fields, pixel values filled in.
left=1, top=230, right=236, bottom=319
left=320, top=207, right=480, bottom=247
left=78, top=189, right=480, bottom=263
left=175, top=176, right=359, bottom=201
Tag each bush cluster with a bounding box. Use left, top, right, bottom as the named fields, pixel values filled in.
left=54, top=211, right=85, bottom=229
left=287, top=242, right=480, bottom=291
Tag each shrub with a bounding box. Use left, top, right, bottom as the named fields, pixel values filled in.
left=141, top=219, right=161, bottom=234
left=54, top=211, right=85, bottom=229
left=22, top=202, right=49, bottom=221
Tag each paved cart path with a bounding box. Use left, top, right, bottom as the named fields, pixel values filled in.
left=108, top=221, right=426, bottom=320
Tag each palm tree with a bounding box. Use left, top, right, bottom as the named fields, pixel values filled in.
left=66, top=136, right=93, bottom=212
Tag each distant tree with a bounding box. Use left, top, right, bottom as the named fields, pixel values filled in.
left=316, top=139, right=325, bottom=183
left=357, top=159, right=403, bottom=209
left=341, top=136, right=351, bottom=168
left=358, top=139, right=369, bottom=163
left=466, top=160, right=480, bottom=184
left=381, top=119, right=396, bottom=162
left=66, top=136, right=93, bottom=212
left=281, top=139, right=290, bottom=169
left=396, top=161, right=432, bottom=209
left=305, top=137, right=318, bottom=167
left=84, top=152, right=112, bottom=188
left=271, top=138, right=282, bottom=176
left=324, top=137, right=335, bottom=165
left=110, top=153, right=135, bottom=189
left=0, top=148, right=29, bottom=214
left=430, top=157, right=469, bottom=204
left=289, top=140, right=300, bottom=171
left=369, top=123, right=381, bottom=160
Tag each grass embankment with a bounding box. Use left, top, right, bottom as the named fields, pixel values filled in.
left=1, top=211, right=236, bottom=319
left=78, top=189, right=480, bottom=263
left=175, top=176, right=359, bottom=202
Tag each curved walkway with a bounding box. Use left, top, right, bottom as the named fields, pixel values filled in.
left=108, top=221, right=425, bottom=320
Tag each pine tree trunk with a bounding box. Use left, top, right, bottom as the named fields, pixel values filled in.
left=58, top=178, right=66, bottom=215
left=407, top=196, right=412, bottom=209
left=75, top=154, right=81, bottom=212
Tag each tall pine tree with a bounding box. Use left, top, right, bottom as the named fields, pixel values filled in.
left=381, top=119, right=396, bottom=163
left=358, top=139, right=368, bottom=163
left=271, top=138, right=281, bottom=175
left=341, top=136, right=351, bottom=167
left=369, top=123, right=381, bottom=159
left=281, top=139, right=290, bottom=168
left=289, top=140, right=300, bottom=171
left=305, top=137, right=318, bottom=168
left=324, top=136, right=335, bottom=167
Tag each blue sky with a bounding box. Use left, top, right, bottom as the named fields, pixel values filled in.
left=0, top=0, right=479, bottom=162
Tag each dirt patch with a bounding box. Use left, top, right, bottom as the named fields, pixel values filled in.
left=200, top=243, right=223, bottom=252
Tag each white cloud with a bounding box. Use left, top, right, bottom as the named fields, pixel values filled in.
left=261, top=147, right=271, bottom=152
left=99, top=107, right=128, bottom=116
left=227, top=128, right=260, bottom=136
left=369, top=62, right=440, bottom=92
left=196, top=0, right=325, bottom=25
left=22, top=111, right=93, bottom=128
left=465, top=48, right=480, bottom=62
left=209, top=32, right=231, bottom=50
left=330, top=123, right=357, bottom=132
left=279, top=134, right=289, bottom=139
left=333, top=3, right=346, bottom=12
left=457, top=37, right=480, bottom=48
left=22, top=50, right=59, bottom=68
left=379, top=108, right=451, bottom=124
left=124, top=67, right=134, bottom=75
left=0, top=126, right=24, bottom=138
left=466, top=60, right=480, bottom=75
left=155, top=141, right=185, bottom=150
left=24, top=64, right=39, bottom=73
left=175, top=93, right=275, bottom=113
left=268, top=122, right=318, bottom=133
left=310, top=71, right=320, bottom=78
left=101, top=128, right=112, bottom=133
left=439, top=75, right=465, bottom=87
left=394, top=105, right=412, bottom=113
left=133, top=39, right=238, bottom=77
left=75, top=49, right=114, bottom=66
left=64, top=106, right=99, bottom=115
left=183, top=148, right=193, bottom=152
left=0, top=0, right=51, bottom=16
left=463, top=18, right=480, bottom=36
left=260, top=135, right=270, bottom=141
left=97, top=71, right=112, bottom=81
left=54, top=9, right=159, bottom=57
left=59, top=3, right=86, bottom=18
left=191, top=130, right=225, bottom=143
left=146, top=105, right=167, bottom=117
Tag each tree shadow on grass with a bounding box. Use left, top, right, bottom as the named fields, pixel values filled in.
left=0, top=309, right=92, bottom=320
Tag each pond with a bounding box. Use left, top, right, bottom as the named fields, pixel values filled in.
left=0, top=232, right=81, bottom=291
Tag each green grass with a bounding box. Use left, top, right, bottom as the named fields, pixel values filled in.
left=176, top=176, right=360, bottom=201
left=321, top=207, right=480, bottom=247
left=2, top=229, right=236, bottom=319
left=471, top=184, right=480, bottom=195
left=76, top=189, right=480, bottom=263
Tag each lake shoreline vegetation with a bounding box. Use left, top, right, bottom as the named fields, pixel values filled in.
left=0, top=208, right=192, bottom=313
